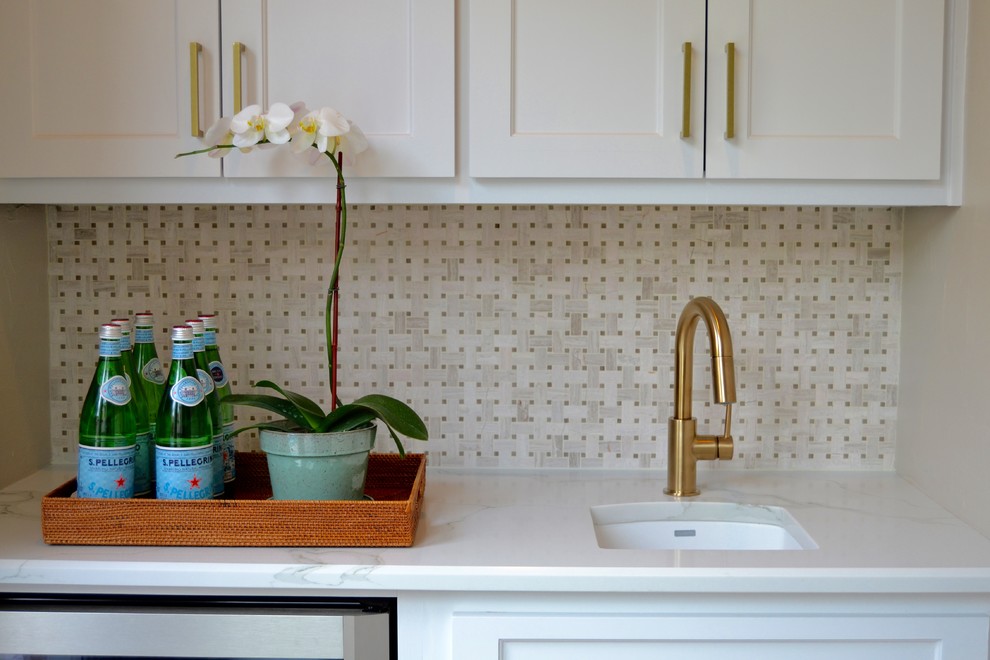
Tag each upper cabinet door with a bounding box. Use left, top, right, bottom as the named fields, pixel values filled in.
left=219, top=0, right=454, bottom=178
left=469, top=0, right=706, bottom=178
left=706, top=0, right=945, bottom=180
left=0, top=0, right=221, bottom=178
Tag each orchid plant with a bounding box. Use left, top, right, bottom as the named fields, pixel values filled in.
left=177, top=102, right=427, bottom=456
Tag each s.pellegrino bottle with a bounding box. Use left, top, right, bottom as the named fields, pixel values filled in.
left=187, top=318, right=224, bottom=498
left=199, top=313, right=236, bottom=488
left=132, top=312, right=166, bottom=435
left=111, top=318, right=153, bottom=497
left=77, top=323, right=137, bottom=499
left=155, top=325, right=213, bottom=500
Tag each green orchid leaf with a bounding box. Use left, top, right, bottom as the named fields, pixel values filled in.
left=317, top=405, right=377, bottom=433
left=222, top=393, right=318, bottom=431
left=315, top=396, right=425, bottom=454
left=320, top=406, right=409, bottom=456
left=385, top=425, right=407, bottom=458
left=351, top=394, right=428, bottom=440
left=254, top=380, right=326, bottom=428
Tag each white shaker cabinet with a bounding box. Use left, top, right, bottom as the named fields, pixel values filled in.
left=220, top=0, right=455, bottom=178
left=469, top=0, right=706, bottom=178
left=0, top=0, right=454, bottom=180
left=0, top=0, right=221, bottom=178
left=452, top=612, right=989, bottom=660
left=705, top=0, right=944, bottom=180
left=469, top=0, right=945, bottom=181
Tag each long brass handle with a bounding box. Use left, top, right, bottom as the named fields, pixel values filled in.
left=232, top=41, right=245, bottom=114
left=681, top=42, right=692, bottom=139
left=189, top=42, right=203, bottom=137
left=725, top=42, right=735, bottom=140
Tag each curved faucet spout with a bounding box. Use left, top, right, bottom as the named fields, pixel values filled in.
left=673, top=297, right=736, bottom=419
left=666, top=297, right=737, bottom=497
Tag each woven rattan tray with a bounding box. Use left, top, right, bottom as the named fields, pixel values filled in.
left=42, top=451, right=426, bottom=547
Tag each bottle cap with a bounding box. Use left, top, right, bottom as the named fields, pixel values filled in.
left=99, top=323, right=122, bottom=340
left=199, top=314, right=218, bottom=329
left=110, top=317, right=132, bottom=334
left=186, top=319, right=205, bottom=334
left=135, top=312, right=154, bottom=326
left=171, top=325, right=193, bottom=341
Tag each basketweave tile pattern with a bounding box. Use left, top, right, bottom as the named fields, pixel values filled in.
left=48, top=205, right=901, bottom=470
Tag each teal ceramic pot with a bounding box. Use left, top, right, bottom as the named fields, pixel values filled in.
left=259, top=423, right=376, bottom=500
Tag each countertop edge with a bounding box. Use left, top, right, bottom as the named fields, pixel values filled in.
left=4, top=560, right=990, bottom=595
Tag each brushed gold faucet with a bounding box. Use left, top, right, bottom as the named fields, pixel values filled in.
left=665, top=297, right=736, bottom=497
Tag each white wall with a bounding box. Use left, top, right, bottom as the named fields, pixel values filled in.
left=0, top=205, right=50, bottom=488
left=898, top=1, right=990, bottom=536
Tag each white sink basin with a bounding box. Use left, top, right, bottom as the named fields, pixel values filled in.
left=591, top=501, right=818, bottom=551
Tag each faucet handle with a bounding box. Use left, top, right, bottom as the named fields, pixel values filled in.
left=693, top=403, right=734, bottom=461
left=718, top=403, right=734, bottom=460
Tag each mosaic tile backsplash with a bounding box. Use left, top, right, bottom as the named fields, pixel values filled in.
left=48, top=205, right=901, bottom=470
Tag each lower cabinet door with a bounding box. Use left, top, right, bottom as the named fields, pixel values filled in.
left=452, top=613, right=989, bottom=660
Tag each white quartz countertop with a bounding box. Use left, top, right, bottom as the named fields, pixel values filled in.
left=3, top=464, right=990, bottom=595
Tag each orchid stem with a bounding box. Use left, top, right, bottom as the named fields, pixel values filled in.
left=326, top=150, right=346, bottom=412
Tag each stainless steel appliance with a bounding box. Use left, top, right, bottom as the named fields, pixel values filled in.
left=0, top=594, right=395, bottom=660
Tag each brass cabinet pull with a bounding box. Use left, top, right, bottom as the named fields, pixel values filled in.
left=233, top=41, right=245, bottom=114
left=189, top=42, right=203, bottom=137
left=681, top=42, right=692, bottom=139
left=724, top=42, right=735, bottom=140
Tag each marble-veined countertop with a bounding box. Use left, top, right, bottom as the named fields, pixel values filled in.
left=2, top=463, right=990, bottom=595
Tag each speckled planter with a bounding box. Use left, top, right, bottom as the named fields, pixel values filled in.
left=259, top=423, right=376, bottom=501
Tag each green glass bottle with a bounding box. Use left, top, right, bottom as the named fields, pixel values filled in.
left=77, top=324, right=137, bottom=499
left=132, top=312, right=166, bottom=437
left=187, top=318, right=224, bottom=498
left=155, top=325, right=213, bottom=500
left=111, top=318, right=153, bottom=497
left=199, top=313, right=236, bottom=488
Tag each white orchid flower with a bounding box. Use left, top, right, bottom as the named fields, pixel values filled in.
left=338, top=121, right=369, bottom=165
left=176, top=100, right=369, bottom=167
left=202, top=116, right=234, bottom=158
left=290, top=110, right=321, bottom=154
left=230, top=102, right=294, bottom=149
left=290, top=107, right=370, bottom=167
left=291, top=107, right=349, bottom=154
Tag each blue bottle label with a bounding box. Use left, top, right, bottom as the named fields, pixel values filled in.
left=203, top=329, right=217, bottom=345
left=172, top=342, right=194, bottom=360
left=208, top=360, right=229, bottom=388
left=134, top=327, right=155, bottom=343
left=155, top=445, right=213, bottom=500
left=77, top=445, right=136, bottom=499
left=141, top=357, right=166, bottom=385
left=196, top=368, right=216, bottom=395
left=99, top=375, right=132, bottom=406
left=98, top=338, right=121, bottom=358
left=170, top=376, right=205, bottom=407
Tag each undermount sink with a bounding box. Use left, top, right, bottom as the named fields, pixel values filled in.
left=591, top=501, right=818, bottom=551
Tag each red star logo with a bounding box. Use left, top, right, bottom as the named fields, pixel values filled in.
left=116, top=475, right=127, bottom=488
left=189, top=475, right=201, bottom=488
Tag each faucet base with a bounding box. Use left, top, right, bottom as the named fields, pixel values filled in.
left=665, top=417, right=700, bottom=497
